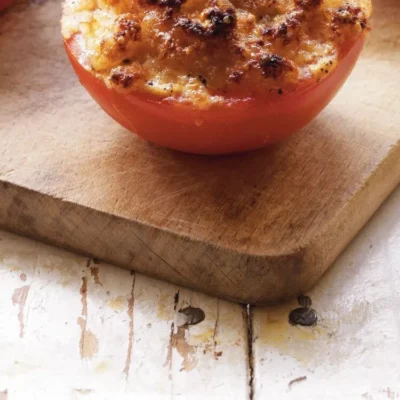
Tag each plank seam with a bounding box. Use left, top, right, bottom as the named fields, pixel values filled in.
left=245, top=304, right=255, bottom=400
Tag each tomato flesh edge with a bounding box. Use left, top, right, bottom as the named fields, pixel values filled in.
left=65, top=36, right=365, bottom=154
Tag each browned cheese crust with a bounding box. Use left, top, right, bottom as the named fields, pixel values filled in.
left=62, top=0, right=371, bottom=106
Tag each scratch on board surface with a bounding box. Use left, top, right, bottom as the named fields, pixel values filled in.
left=77, top=276, right=98, bottom=359
left=12, top=285, right=30, bottom=338
left=123, top=272, right=135, bottom=379
left=130, top=230, right=197, bottom=286
left=206, top=254, right=240, bottom=289
left=145, top=181, right=203, bottom=209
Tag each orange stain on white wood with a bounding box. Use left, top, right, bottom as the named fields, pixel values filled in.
left=107, top=296, right=126, bottom=312
left=77, top=276, right=99, bottom=359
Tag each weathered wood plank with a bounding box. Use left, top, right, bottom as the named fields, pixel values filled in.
left=252, top=186, right=400, bottom=399
left=0, top=230, right=249, bottom=399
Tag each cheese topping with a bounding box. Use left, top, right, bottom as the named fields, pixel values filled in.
left=62, top=0, right=371, bottom=106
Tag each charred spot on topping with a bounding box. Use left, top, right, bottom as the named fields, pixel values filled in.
left=164, top=7, right=174, bottom=19
left=294, top=0, right=323, bottom=9
left=332, top=5, right=369, bottom=30
left=260, top=54, right=293, bottom=79
left=118, top=18, right=140, bottom=38
left=110, top=64, right=146, bottom=88
left=277, top=23, right=288, bottom=36
left=175, top=7, right=236, bottom=38
left=262, top=27, right=274, bottom=36
left=115, top=17, right=140, bottom=49
left=262, top=24, right=291, bottom=42
left=175, top=18, right=208, bottom=36
left=111, top=70, right=134, bottom=88
left=198, top=75, right=207, bottom=86
left=229, top=70, right=243, bottom=83
left=262, top=10, right=303, bottom=44
left=146, top=0, right=185, bottom=8
left=206, top=7, right=236, bottom=34
left=233, top=45, right=245, bottom=55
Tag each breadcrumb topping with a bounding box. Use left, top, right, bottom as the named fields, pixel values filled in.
left=62, top=0, right=371, bottom=106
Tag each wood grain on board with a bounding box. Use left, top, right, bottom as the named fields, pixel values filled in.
left=0, top=0, right=399, bottom=304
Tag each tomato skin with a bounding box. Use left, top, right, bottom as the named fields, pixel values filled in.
left=65, top=37, right=364, bottom=154
left=0, top=0, right=13, bottom=11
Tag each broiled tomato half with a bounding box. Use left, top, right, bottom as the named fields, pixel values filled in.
left=62, top=0, right=371, bottom=154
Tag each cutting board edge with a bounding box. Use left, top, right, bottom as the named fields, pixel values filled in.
left=1, top=136, right=400, bottom=305
left=0, top=179, right=305, bottom=304
left=299, top=140, right=400, bottom=301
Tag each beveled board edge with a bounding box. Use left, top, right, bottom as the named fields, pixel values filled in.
left=1, top=142, right=399, bottom=304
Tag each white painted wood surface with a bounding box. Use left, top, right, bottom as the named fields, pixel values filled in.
left=0, top=232, right=249, bottom=399
left=1, top=186, right=400, bottom=399
left=252, top=186, right=400, bottom=399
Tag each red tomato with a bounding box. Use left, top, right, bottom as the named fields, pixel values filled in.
left=0, top=0, right=13, bottom=12
left=65, top=36, right=365, bottom=154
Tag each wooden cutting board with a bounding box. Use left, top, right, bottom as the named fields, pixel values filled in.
left=0, top=0, right=399, bottom=304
